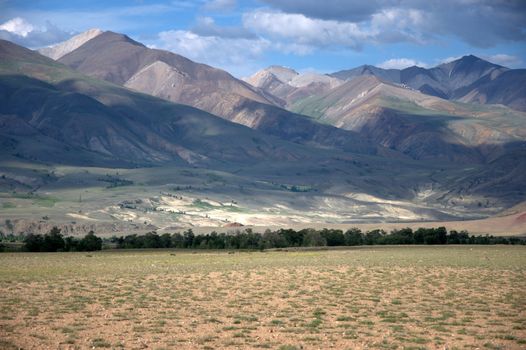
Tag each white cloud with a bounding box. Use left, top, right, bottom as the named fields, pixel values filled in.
left=259, top=1, right=526, bottom=47
left=242, top=8, right=433, bottom=52
left=237, top=4, right=526, bottom=59
left=370, top=8, right=429, bottom=44
left=378, top=58, right=428, bottom=69
left=261, top=0, right=391, bottom=22
left=152, top=8, right=442, bottom=75
left=0, top=17, right=34, bottom=37
left=156, top=30, right=270, bottom=77
left=243, top=10, right=368, bottom=50
left=0, top=17, right=73, bottom=48
left=2, top=4, right=188, bottom=38
left=482, top=54, right=522, bottom=68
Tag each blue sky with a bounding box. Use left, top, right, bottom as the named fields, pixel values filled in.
left=1, top=0, right=525, bottom=77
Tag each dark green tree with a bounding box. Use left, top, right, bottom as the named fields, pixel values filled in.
left=262, top=230, right=287, bottom=249
left=43, top=227, right=65, bottom=251
left=302, top=228, right=327, bottom=247
left=79, top=231, right=102, bottom=251
left=344, top=228, right=363, bottom=246
left=321, top=229, right=345, bottom=246
left=414, top=228, right=425, bottom=244
left=24, top=233, right=44, bottom=252
left=183, top=229, right=195, bottom=248
left=365, top=229, right=385, bottom=245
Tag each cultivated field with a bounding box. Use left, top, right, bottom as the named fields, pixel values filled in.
left=0, top=246, right=525, bottom=349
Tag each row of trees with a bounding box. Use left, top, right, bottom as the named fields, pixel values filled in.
left=10, top=226, right=523, bottom=252
left=110, top=227, right=524, bottom=250
left=24, top=227, right=102, bottom=252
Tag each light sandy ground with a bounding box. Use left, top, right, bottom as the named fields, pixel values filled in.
left=186, top=208, right=526, bottom=236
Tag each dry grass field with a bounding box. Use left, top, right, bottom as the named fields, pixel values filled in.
left=0, top=246, right=525, bottom=349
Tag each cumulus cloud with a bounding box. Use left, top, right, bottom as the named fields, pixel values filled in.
left=0, top=17, right=73, bottom=48
left=1, top=3, right=190, bottom=42
left=200, top=1, right=526, bottom=63
left=0, top=17, right=34, bottom=37
left=242, top=8, right=436, bottom=51
left=261, top=0, right=392, bottom=22
left=243, top=10, right=368, bottom=50
left=370, top=8, right=429, bottom=44
left=156, top=29, right=270, bottom=76
left=259, top=0, right=526, bottom=48
left=378, top=58, right=428, bottom=69
left=156, top=3, right=489, bottom=75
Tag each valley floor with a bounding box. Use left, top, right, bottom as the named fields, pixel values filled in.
left=1, top=246, right=525, bottom=349
left=208, top=208, right=526, bottom=237
left=2, top=162, right=524, bottom=237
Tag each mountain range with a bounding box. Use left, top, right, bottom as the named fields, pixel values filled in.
left=248, top=61, right=526, bottom=164
left=47, top=31, right=377, bottom=155
left=246, top=55, right=525, bottom=113
left=0, top=29, right=524, bottom=235
left=0, top=39, right=307, bottom=168
left=329, top=55, right=525, bottom=111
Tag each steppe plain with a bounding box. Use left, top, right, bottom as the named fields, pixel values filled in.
left=1, top=246, right=525, bottom=349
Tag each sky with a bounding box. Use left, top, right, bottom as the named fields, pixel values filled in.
left=1, top=0, right=525, bottom=77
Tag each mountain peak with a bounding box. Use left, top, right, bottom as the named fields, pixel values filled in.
left=457, top=54, right=484, bottom=64
left=264, top=65, right=299, bottom=82
left=84, top=28, right=104, bottom=35
left=267, top=65, right=297, bottom=71
left=38, top=28, right=104, bottom=60
left=94, top=31, right=146, bottom=48
left=442, top=54, right=501, bottom=68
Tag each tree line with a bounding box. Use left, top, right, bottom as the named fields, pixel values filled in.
left=22, top=227, right=102, bottom=252
left=110, top=227, right=524, bottom=250
left=1, top=226, right=523, bottom=252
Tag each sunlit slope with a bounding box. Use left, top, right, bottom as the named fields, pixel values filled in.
left=291, top=76, right=526, bottom=163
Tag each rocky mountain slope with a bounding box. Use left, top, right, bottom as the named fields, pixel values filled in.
left=53, top=31, right=378, bottom=154
left=1, top=36, right=525, bottom=233
left=454, top=69, right=526, bottom=111
left=38, top=28, right=103, bottom=60
left=331, top=65, right=401, bottom=85
left=1, top=40, right=465, bottom=231
left=290, top=75, right=526, bottom=163
left=329, top=56, right=525, bottom=111
left=0, top=39, right=318, bottom=168
left=244, top=66, right=343, bottom=106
